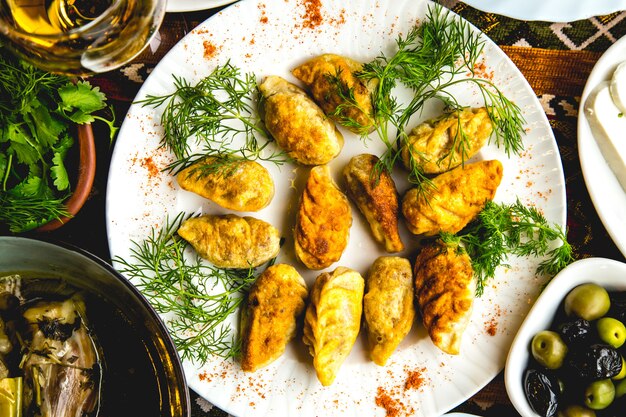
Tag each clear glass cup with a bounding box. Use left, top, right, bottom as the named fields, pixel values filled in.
left=0, top=0, right=167, bottom=76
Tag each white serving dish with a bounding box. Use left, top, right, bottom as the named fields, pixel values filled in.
left=504, top=257, right=626, bottom=417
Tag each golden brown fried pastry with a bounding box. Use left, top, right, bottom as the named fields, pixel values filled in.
left=414, top=240, right=475, bottom=354
left=292, top=54, right=377, bottom=134
left=343, top=154, right=404, bottom=253
left=258, top=75, right=343, bottom=165
left=295, top=165, right=352, bottom=270
left=240, top=264, right=308, bottom=372
left=177, top=214, right=280, bottom=268
left=402, top=159, right=503, bottom=236
left=177, top=157, right=274, bottom=212
left=363, top=256, right=414, bottom=366
left=303, top=267, right=364, bottom=386
left=400, top=107, right=493, bottom=174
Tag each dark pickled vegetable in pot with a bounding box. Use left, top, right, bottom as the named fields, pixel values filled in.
left=524, top=368, right=560, bottom=417
left=558, top=318, right=591, bottom=345
left=566, top=344, right=622, bottom=380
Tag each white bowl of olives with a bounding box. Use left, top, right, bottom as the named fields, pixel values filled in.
left=505, top=257, right=626, bottom=417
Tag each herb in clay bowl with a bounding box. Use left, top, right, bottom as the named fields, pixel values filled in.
left=0, top=47, right=116, bottom=233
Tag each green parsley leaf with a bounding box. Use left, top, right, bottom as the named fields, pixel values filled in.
left=28, top=101, right=65, bottom=148
left=65, top=109, right=96, bottom=124
left=9, top=176, right=49, bottom=198
left=58, top=81, right=107, bottom=114
left=51, top=151, right=69, bottom=191
left=50, top=134, right=73, bottom=191
left=5, top=127, right=40, bottom=166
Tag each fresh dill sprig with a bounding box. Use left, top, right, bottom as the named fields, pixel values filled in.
left=0, top=192, right=70, bottom=233
left=136, top=61, right=289, bottom=173
left=113, top=212, right=257, bottom=363
left=167, top=151, right=245, bottom=178
left=321, top=69, right=377, bottom=135
left=353, top=4, right=526, bottom=199
left=441, top=199, right=574, bottom=297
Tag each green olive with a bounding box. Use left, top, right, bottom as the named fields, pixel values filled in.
left=531, top=330, right=568, bottom=369
left=616, top=378, right=626, bottom=398
left=612, top=356, right=626, bottom=381
left=564, top=283, right=611, bottom=321
left=584, top=379, right=615, bottom=410
left=557, top=404, right=597, bottom=417
left=596, top=317, right=626, bottom=348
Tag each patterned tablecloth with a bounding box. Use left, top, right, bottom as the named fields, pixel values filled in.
left=16, top=0, right=626, bottom=416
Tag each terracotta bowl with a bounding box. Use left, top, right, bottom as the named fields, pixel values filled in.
left=36, top=123, right=96, bottom=232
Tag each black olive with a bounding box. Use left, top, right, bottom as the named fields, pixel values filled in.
left=566, top=343, right=622, bottom=380
left=523, top=368, right=560, bottom=417
left=558, top=318, right=591, bottom=345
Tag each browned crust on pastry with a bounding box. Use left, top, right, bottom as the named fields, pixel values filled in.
left=402, top=159, right=503, bottom=237
left=241, top=264, right=308, bottom=372
left=414, top=241, right=475, bottom=355
left=292, top=54, right=377, bottom=134
left=343, top=154, right=404, bottom=252
left=295, top=166, right=352, bottom=269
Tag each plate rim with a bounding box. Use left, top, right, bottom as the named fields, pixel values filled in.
left=106, top=0, right=567, bottom=415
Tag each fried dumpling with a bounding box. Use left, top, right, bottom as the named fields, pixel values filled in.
left=295, top=165, right=352, bottom=270
left=177, top=214, right=280, bottom=268
left=400, top=107, right=493, bottom=174
left=258, top=75, right=343, bottom=165
left=402, top=159, right=503, bottom=237
left=177, top=156, right=274, bottom=212
left=343, top=154, right=404, bottom=253
left=414, top=240, right=475, bottom=355
left=303, top=267, right=364, bottom=386
left=292, top=54, right=377, bottom=134
left=240, top=264, right=308, bottom=372
left=363, top=256, right=414, bottom=366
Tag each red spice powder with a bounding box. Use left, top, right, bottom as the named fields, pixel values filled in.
left=203, top=40, right=218, bottom=59
left=486, top=305, right=502, bottom=336
left=375, top=365, right=428, bottom=416
left=258, top=2, right=268, bottom=23
left=404, top=368, right=426, bottom=390
left=141, top=156, right=159, bottom=178
left=471, top=61, right=494, bottom=80
left=375, top=387, right=401, bottom=417
left=328, top=8, right=346, bottom=26
left=301, top=0, right=323, bottom=29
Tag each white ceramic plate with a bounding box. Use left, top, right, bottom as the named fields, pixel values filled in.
left=106, top=0, right=566, bottom=416
left=463, top=0, right=626, bottom=22
left=165, top=0, right=236, bottom=13
left=504, top=257, right=626, bottom=417
left=578, top=36, right=626, bottom=259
